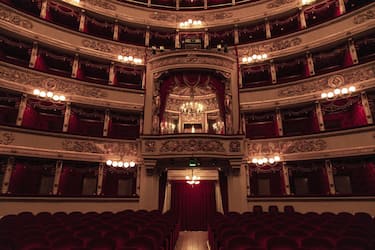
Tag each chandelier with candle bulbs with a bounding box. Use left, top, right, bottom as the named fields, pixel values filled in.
left=180, top=88, right=204, bottom=117
left=185, top=169, right=200, bottom=185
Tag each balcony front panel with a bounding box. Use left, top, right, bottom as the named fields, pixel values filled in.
left=240, top=62, right=375, bottom=111
left=246, top=126, right=375, bottom=162
left=0, top=62, right=144, bottom=111
left=0, top=4, right=145, bottom=64
left=236, top=5, right=375, bottom=62
left=0, top=125, right=139, bottom=163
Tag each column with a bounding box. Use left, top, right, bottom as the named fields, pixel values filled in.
left=204, top=29, right=209, bottom=49
left=147, top=0, right=151, bottom=7
left=348, top=38, right=359, bottom=65
left=136, top=165, right=141, bottom=196
left=338, top=0, right=346, bottom=15
left=176, top=0, right=180, bottom=10
left=227, top=159, right=248, bottom=212
left=270, top=61, right=277, bottom=84
left=306, top=52, right=315, bottom=76
left=62, top=102, right=71, bottom=132
left=175, top=30, right=180, bottom=49
left=139, top=160, right=159, bottom=210
left=40, top=0, right=48, bottom=19
left=142, top=71, right=146, bottom=89
left=1, top=157, right=14, bottom=194
left=265, top=19, right=271, bottom=39
left=361, top=92, right=374, bottom=124
left=241, top=113, right=246, bottom=135
left=204, top=0, right=208, bottom=9
left=79, top=10, right=86, bottom=32
left=52, top=160, right=63, bottom=195
left=299, top=8, right=307, bottom=29
left=16, top=94, right=27, bottom=126
left=71, top=54, right=79, bottom=78
left=162, top=182, right=171, bottom=213
left=245, top=164, right=251, bottom=196
left=96, top=163, right=104, bottom=195
left=234, top=26, right=239, bottom=45
left=145, top=27, right=150, bottom=47
left=281, top=163, right=291, bottom=195
left=275, top=108, right=283, bottom=136
left=232, top=0, right=235, bottom=5
left=108, top=62, right=116, bottom=85
left=325, top=160, right=336, bottom=195
left=103, top=109, right=110, bottom=137
left=315, top=101, right=325, bottom=131
left=113, top=20, right=119, bottom=41
left=29, top=42, right=38, bottom=68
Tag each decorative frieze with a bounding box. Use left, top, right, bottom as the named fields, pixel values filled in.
left=81, top=39, right=144, bottom=57
left=248, top=139, right=327, bottom=155
left=229, top=141, right=241, bottom=152
left=160, top=139, right=225, bottom=153
left=0, top=65, right=107, bottom=98
left=267, top=0, right=295, bottom=9
left=353, top=9, right=375, bottom=24
left=62, top=139, right=138, bottom=156
left=238, top=37, right=302, bottom=56
left=150, top=54, right=234, bottom=70
left=0, top=6, right=33, bottom=29
left=82, top=0, right=117, bottom=10
left=149, top=11, right=233, bottom=23
left=277, top=65, right=375, bottom=97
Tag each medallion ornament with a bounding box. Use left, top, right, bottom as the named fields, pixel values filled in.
left=0, top=132, right=15, bottom=145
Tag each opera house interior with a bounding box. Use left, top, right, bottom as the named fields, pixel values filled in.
left=0, top=0, right=374, bottom=249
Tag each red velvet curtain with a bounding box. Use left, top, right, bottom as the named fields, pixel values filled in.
left=171, top=180, right=216, bottom=231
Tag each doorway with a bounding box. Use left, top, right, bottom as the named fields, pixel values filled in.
left=171, top=181, right=216, bottom=231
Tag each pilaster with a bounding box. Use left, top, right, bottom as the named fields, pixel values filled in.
left=1, top=157, right=14, bottom=194
left=16, top=94, right=27, bottom=126
left=52, top=160, right=63, bottom=195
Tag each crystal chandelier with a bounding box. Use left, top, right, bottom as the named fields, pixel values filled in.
left=180, top=88, right=204, bottom=116
left=185, top=169, right=200, bottom=185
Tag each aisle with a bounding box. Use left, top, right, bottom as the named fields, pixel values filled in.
left=174, top=231, right=209, bottom=250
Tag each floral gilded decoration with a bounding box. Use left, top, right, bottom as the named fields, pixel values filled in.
left=160, top=139, right=225, bottom=153
left=62, top=140, right=138, bottom=156
left=267, top=0, right=295, bottom=9
left=229, top=141, right=241, bottom=153
left=0, top=6, right=33, bottom=29
left=277, top=65, right=375, bottom=97
left=0, top=65, right=107, bottom=98
left=144, top=140, right=156, bottom=153
left=149, top=11, right=232, bottom=23
left=238, top=37, right=302, bottom=56
left=62, top=140, right=105, bottom=154
left=151, top=54, right=234, bottom=70
left=353, top=9, right=375, bottom=24
left=81, top=39, right=144, bottom=57
left=0, top=132, right=15, bottom=145
left=82, top=0, right=117, bottom=10
left=248, top=139, right=327, bottom=155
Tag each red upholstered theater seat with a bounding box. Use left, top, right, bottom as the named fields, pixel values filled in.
left=301, top=237, right=335, bottom=250
left=267, top=236, right=299, bottom=250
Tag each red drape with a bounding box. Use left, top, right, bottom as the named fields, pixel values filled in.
left=171, top=181, right=216, bottom=231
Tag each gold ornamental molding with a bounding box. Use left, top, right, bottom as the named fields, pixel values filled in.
left=267, top=0, right=296, bottom=9
left=0, top=6, right=32, bottom=29
left=148, top=51, right=236, bottom=72
left=0, top=126, right=139, bottom=162
left=278, top=64, right=375, bottom=97
left=81, top=39, right=145, bottom=57
left=240, top=62, right=375, bottom=111
left=246, top=126, right=375, bottom=161
left=141, top=134, right=244, bottom=159
left=0, top=62, right=144, bottom=111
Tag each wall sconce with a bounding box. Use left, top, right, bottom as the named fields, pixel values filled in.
left=321, top=86, right=356, bottom=99
left=33, top=89, right=66, bottom=102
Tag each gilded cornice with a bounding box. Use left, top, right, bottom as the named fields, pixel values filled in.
left=240, top=62, right=375, bottom=111
left=0, top=62, right=144, bottom=111
left=246, top=126, right=375, bottom=161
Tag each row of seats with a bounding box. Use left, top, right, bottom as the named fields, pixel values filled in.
left=1, top=0, right=372, bottom=47
left=0, top=210, right=180, bottom=250
left=209, top=206, right=375, bottom=250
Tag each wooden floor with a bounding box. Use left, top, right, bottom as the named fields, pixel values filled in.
left=174, top=231, right=209, bottom=250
